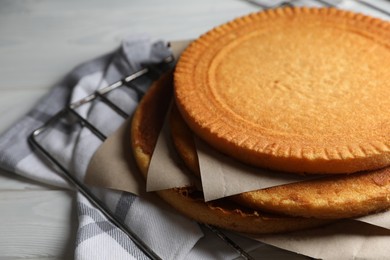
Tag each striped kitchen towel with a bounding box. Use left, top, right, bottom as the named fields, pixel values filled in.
left=0, top=36, right=260, bottom=259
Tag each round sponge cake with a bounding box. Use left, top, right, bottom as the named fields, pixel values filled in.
left=174, top=7, right=390, bottom=174
left=130, top=71, right=329, bottom=234
left=169, top=101, right=390, bottom=219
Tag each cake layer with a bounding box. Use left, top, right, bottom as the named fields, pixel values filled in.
left=169, top=101, right=390, bottom=219
left=174, top=7, right=390, bottom=174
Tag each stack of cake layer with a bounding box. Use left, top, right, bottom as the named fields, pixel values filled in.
left=131, top=7, right=390, bottom=234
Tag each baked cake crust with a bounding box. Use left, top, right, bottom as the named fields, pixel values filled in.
left=174, top=7, right=390, bottom=174
left=169, top=102, right=390, bottom=219
left=130, top=71, right=329, bottom=233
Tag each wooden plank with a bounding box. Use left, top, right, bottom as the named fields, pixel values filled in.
left=0, top=170, right=62, bottom=191
left=0, top=88, right=49, bottom=133
left=0, top=190, right=77, bottom=259
left=0, top=0, right=258, bottom=90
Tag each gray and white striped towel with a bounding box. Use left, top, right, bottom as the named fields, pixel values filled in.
left=0, top=36, right=261, bottom=259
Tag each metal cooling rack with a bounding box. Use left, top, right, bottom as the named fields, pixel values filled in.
left=29, top=1, right=390, bottom=259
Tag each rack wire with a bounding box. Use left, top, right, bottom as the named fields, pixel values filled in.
left=29, top=1, right=390, bottom=259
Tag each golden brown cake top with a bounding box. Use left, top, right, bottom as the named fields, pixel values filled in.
left=174, top=7, right=390, bottom=174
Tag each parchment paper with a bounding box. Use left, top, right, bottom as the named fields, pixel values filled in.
left=254, top=220, right=390, bottom=260
left=85, top=119, right=146, bottom=196
left=146, top=110, right=200, bottom=192
left=195, top=137, right=322, bottom=201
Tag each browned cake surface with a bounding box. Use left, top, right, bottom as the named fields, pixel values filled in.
left=130, top=71, right=330, bottom=234
left=169, top=102, right=390, bottom=219
left=174, top=7, right=390, bottom=174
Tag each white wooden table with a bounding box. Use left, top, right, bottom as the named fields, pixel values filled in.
left=1, top=0, right=389, bottom=259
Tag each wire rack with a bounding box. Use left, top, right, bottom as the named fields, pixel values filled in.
left=29, top=1, right=390, bottom=259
